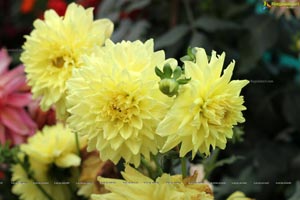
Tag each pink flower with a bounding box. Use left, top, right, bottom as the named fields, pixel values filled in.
left=28, top=99, right=56, bottom=130
left=0, top=48, right=36, bottom=146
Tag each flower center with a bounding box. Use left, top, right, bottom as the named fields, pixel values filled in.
left=200, top=98, right=231, bottom=126
left=105, top=92, right=137, bottom=123
left=52, top=56, right=65, bottom=68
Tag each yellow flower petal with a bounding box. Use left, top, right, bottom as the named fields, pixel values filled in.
left=55, top=153, right=81, bottom=168
left=92, top=165, right=213, bottom=200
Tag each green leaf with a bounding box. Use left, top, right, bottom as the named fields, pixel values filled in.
left=0, top=142, right=19, bottom=164
left=180, top=55, right=193, bottom=62
left=187, top=46, right=193, bottom=57
left=194, top=16, right=240, bottom=32
left=214, top=166, right=261, bottom=199
left=23, top=154, right=30, bottom=170
left=96, top=0, right=122, bottom=22
left=155, top=25, right=190, bottom=49
left=111, top=20, right=131, bottom=42
left=173, top=67, right=182, bottom=79
left=177, top=78, right=191, bottom=84
left=162, top=150, right=179, bottom=159
left=191, top=47, right=197, bottom=55
left=163, top=64, right=172, bottom=78
left=155, top=66, right=164, bottom=79
left=126, top=20, right=149, bottom=41
left=237, top=15, right=278, bottom=74
left=125, top=0, right=151, bottom=12
left=283, top=89, right=300, bottom=132
left=187, top=47, right=195, bottom=60
left=112, top=20, right=149, bottom=42
left=214, top=155, right=244, bottom=168
left=223, top=3, right=252, bottom=18
left=288, top=182, right=300, bottom=200
left=189, top=32, right=211, bottom=51
left=230, top=126, right=245, bottom=144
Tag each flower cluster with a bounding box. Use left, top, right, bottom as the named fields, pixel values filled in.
left=5, top=2, right=252, bottom=200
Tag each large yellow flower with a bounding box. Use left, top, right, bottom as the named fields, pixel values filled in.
left=21, top=3, right=113, bottom=119
left=66, top=39, right=170, bottom=167
left=91, top=165, right=213, bottom=200
left=157, top=48, right=249, bottom=157
left=11, top=124, right=81, bottom=200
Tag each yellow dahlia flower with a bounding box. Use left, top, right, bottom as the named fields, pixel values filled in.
left=11, top=124, right=81, bottom=200
left=227, top=191, right=254, bottom=200
left=91, top=165, right=213, bottom=200
left=21, top=3, right=113, bottom=119
left=67, top=39, right=170, bottom=167
left=157, top=48, right=249, bottom=156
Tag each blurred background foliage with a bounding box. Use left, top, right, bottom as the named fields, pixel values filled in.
left=1, top=0, right=300, bottom=199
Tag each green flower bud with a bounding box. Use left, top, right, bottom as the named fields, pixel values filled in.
left=159, top=78, right=179, bottom=97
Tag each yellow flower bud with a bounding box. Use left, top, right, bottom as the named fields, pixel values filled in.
left=159, top=78, right=179, bottom=97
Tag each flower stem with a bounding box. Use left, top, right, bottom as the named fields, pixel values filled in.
left=75, top=132, right=80, bottom=156
left=67, top=182, right=77, bottom=199
left=16, top=157, right=54, bottom=200
left=34, top=182, right=54, bottom=200
left=153, top=154, right=163, bottom=176
left=181, top=157, right=187, bottom=178
left=141, top=157, right=153, bottom=178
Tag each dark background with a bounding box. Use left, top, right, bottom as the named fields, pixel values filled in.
left=1, top=0, right=300, bottom=199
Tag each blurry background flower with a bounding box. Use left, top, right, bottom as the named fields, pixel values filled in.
left=226, top=191, right=254, bottom=200
left=77, top=149, right=120, bottom=198
left=0, top=48, right=36, bottom=146
left=190, top=164, right=205, bottom=183
left=20, top=0, right=102, bottom=19
left=46, top=0, right=67, bottom=16
left=189, top=164, right=214, bottom=193
left=77, top=0, right=102, bottom=11
left=27, top=99, right=56, bottom=130
left=20, top=0, right=36, bottom=14
left=0, top=170, right=4, bottom=179
left=11, top=123, right=81, bottom=200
